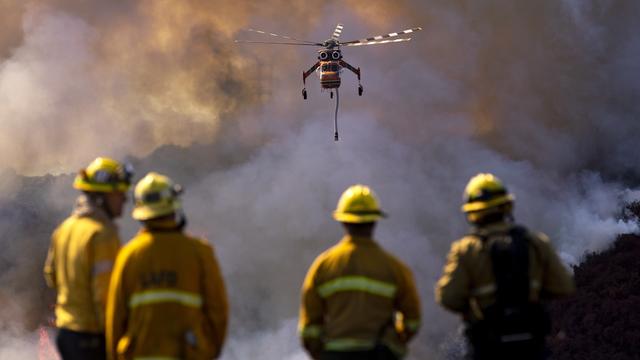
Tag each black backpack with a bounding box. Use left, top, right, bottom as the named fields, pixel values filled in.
left=470, top=226, right=550, bottom=349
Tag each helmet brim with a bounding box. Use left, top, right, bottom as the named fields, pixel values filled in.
left=132, top=201, right=182, bottom=221
left=332, top=211, right=386, bottom=223
left=73, top=177, right=130, bottom=193
left=461, top=194, right=514, bottom=213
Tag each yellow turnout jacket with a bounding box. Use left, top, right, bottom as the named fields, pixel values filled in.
left=435, top=222, right=575, bottom=320
left=106, top=219, right=228, bottom=360
left=43, top=195, right=120, bottom=333
left=299, top=235, right=421, bottom=358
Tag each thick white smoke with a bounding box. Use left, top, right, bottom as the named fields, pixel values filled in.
left=0, top=11, right=104, bottom=174
left=182, top=111, right=639, bottom=359
left=1, top=0, right=639, bottom=359
left=0, top=331, right=38, bottom=359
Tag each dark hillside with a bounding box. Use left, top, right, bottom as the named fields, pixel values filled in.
left=549, top=234, right=640, bottom=360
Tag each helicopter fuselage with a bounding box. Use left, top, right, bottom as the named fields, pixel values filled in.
left=318, top=60, right=342, bottom=89
left=317, top=48, right=343, bottom=89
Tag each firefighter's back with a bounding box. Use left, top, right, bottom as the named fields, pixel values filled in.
left=107, top=172, right=227, bottom=360
left=52, top=213, right=117, bottom=332
left=435, top=173, right=575, bottom=360
left=114, top=229, right=218, bottom=358
left=299, top=185, right=421, bottom=360
left=445, top=223, right=574, bottom=310
left=312, top=235, right=416, bottom=356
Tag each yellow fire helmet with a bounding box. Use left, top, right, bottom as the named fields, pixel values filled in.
left=132, top=172, right=183, bottom=221
left=461, top=173, right=515, bottom=213
left=333, top=184, right=387, bottom=223
left=73, top=157, right=133, bottom=193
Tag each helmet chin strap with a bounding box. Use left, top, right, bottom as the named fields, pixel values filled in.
left=468, top=210, right=513, bottom=226
left=175, top=210, right=187, bottom=231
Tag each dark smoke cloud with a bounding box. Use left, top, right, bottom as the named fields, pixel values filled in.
left=0, top=0, right=336, bottom=174
left=1, top=0, right=639, bottom=359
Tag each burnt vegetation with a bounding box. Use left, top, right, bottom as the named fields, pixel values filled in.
left=549, top=203, right=640, bottom=360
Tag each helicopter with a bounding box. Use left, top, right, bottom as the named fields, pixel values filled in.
left=235, top=24, right=422, bottom=140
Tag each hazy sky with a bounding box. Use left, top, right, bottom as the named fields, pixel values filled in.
left=1, top=1, right=639, bottom=359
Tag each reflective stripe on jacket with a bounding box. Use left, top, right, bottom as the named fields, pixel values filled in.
left=435, top=222, right=575, bottom=320
left=106, top=220, right=228, bottom=360
left=43, top=195, right=120, bottom=333
left=299, top=235, right=421, bottom=358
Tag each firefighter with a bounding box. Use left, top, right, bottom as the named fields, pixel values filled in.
left=43, top=157, right=132, bottom=360
left=106, top=172, right=228, bottom=360
left=299, top=184, right=421, bottom=360
left=435, top=173, right=575, bottom=360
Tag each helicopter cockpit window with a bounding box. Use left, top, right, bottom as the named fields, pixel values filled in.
left=322, top=64, right=329, bottom=71
left=330, top=64, right=339, bottom=71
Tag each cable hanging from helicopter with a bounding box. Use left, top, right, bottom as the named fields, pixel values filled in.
left=235, top=24, right=422, bottom=141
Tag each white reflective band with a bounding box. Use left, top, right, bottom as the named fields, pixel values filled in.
left=129, top=290, right=202, bottom=309
left=299, top=324, right=323, bottom=338
left=472, top=283, right=496, bottom=296
left=325, top=338, right=375, bottom=351
left=134, top=357, right=180, bottom=360
left=317, top=276, right=397, bottom=298
left=325, top=337, right=407, bottom=356
left=93, top=260, right=114, bottom=276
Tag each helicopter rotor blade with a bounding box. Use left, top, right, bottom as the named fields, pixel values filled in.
left=331, top=23, right=344, bottom=40
left=344, top=38, right=413, bottom=47
left=244, top=28, right=319, bottom=45
left=234, top=40, right=323, bottom=46
left=340, top=27, right=422, bottom=45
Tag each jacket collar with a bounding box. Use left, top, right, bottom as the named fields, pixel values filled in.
left=141, top=218, right=183, bottom=233
left=341, top=235, right=378, bottom=246
left=470, top=220, right=513, bottom=239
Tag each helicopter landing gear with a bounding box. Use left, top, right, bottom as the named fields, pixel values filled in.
left=302, top=88, right=307, bottom=100
left=330, top=91, right=334, bottom=99
left=358, top=84, right=363, bottom=96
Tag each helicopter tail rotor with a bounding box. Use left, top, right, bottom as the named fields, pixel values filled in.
left=332, top=24, right=344, bottom=40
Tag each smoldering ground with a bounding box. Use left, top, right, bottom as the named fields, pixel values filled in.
left=1, top=0, right=640, bottom=359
